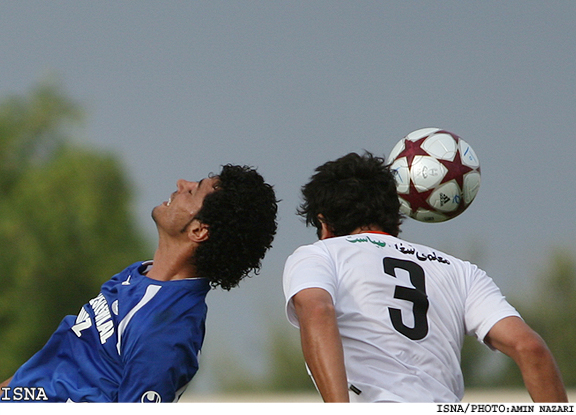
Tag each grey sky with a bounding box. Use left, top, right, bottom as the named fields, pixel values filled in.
left=1, top=1, right=574, bottom=393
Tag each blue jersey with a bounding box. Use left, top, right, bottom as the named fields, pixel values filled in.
left=5, top=261, right=211, bottom=402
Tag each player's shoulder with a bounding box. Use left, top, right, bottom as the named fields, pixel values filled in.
left=290, top=239, right=327, bottom=255
left=284, top=240, right=333, bottom=271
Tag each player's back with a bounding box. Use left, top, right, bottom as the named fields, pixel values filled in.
left=284, top=231, right=518, bottom=402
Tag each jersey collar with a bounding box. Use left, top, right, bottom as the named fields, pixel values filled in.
left=360, top=230, right=389, bottom=236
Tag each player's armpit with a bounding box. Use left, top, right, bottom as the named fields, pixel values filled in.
left=485, top=316, right=567, bottom=402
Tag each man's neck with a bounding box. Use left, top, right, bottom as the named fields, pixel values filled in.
left=349, top=225, right=385, bottom=235
left=146, top=242, right=199, bottom=281
left=320, top=224, right=385, bottom=240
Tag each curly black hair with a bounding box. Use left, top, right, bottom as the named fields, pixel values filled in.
left=192, top=164, right=278, bottom=290
left=298, top=152, right=403, bottom=238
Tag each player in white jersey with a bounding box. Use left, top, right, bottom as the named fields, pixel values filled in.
left=283, top=152, right=566, bottom=403
left=1, top=164, right=278, bottom=402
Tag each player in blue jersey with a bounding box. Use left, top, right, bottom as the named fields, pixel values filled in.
left=0, top=164, right=278, bottom=402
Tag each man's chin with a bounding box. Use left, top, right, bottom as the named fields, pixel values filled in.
left=151, top=205, right=161, bottom=223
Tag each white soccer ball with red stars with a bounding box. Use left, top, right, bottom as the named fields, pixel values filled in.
left=387, top=128, right=481, bottom=223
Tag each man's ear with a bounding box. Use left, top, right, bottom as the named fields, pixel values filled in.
left=318, top=215, right=335, bottom=240
left=187, top=220, right=210, bottom=243
left=320, top=222, right=336, bottom=240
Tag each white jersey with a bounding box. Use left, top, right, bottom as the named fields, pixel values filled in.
left=283, top=232, right=520, bottom=402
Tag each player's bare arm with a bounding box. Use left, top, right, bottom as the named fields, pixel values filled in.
left=0, top=377, right=11, bottom=388
left=0, top=377, right=12, bottom=398
left=485, top=316, right=568, bottom=402
left=293, top=288, right=349, bottom=402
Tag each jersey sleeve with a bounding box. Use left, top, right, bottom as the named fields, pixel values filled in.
left=283, top=243, right=338, bottom=328
left=463, top=262, right=521, bottom=348
left=117, top=297, right=206, bottom=402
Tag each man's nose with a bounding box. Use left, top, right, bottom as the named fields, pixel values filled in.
left=177, top=179, right=198, bottom=192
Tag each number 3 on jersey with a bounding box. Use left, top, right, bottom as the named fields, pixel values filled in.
left=383, top=257, right=429, bottom=340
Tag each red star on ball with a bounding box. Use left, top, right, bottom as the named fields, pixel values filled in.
left=405, top=181, right=435, bottom=213
left=395, top=136, right=430, bottom=167
left=396, top=135, right=437, bottom=214
left=436, top=136, right=474, bottom=190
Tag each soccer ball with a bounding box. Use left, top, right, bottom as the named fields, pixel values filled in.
left=386, top=128, right=481, bottom=223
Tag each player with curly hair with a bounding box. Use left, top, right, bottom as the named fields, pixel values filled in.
left=283, top=152, right=566, bottom=403
left=1, top=163, right=278, bottom=402
left=193, top=164, right=278, bottom=290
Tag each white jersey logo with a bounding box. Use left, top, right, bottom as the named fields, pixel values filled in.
left=140, top=391, right=161, bottom=403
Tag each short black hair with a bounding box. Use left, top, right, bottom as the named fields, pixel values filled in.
left=298, top=152, right=402, bottom=237
left=193, top=164, right=278, bottom=290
